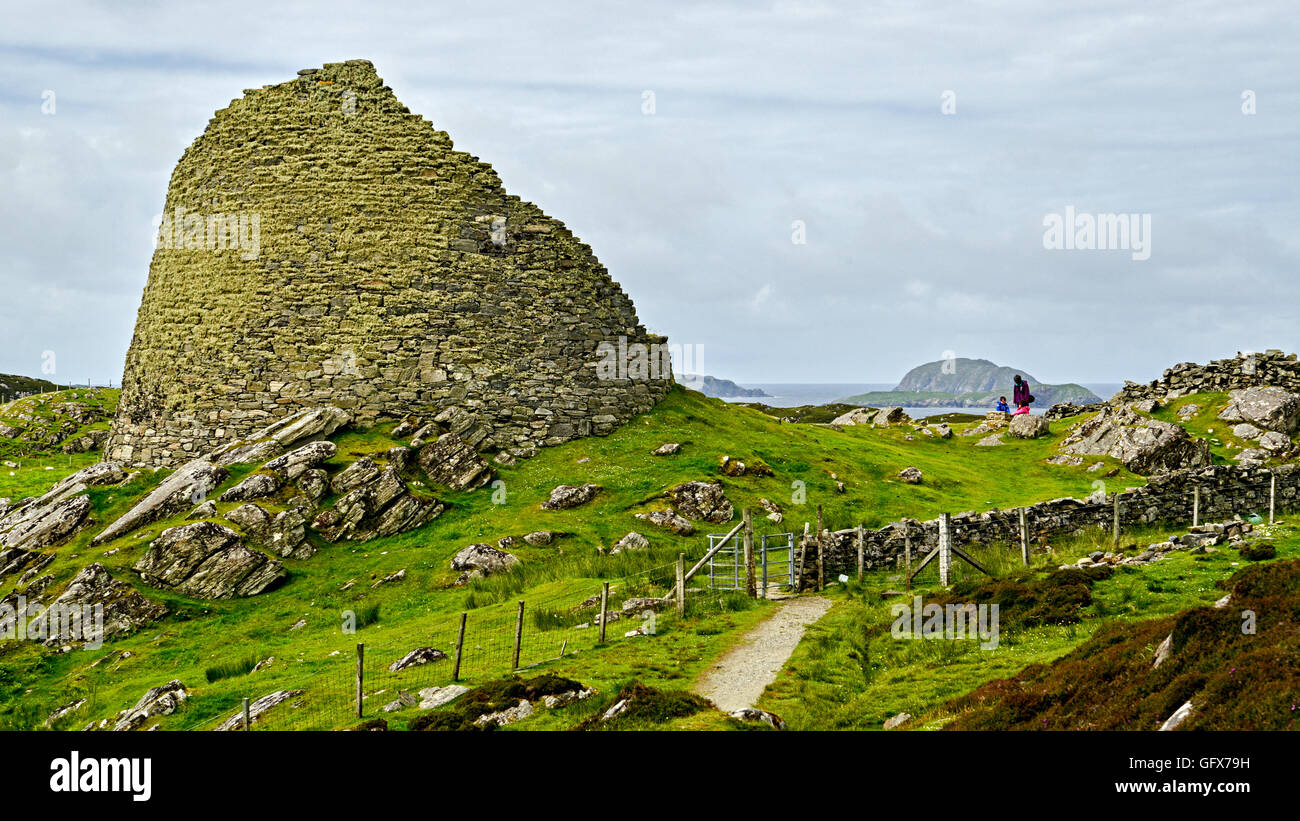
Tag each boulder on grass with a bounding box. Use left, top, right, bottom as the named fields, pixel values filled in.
left=540, top=483, right=600, bottom=510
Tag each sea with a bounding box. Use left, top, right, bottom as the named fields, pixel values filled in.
left=722, top=382, right=1124, bottom=419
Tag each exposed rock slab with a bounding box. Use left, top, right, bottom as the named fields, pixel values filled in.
left=215, top=689, right=304, bottom=731
left=218, top=471, right=282, bottom=502
left=113, top=680, right=188, bottom=731
left=388, top=646, right=447, bottom=672
left=133, top=521, right=287, bottom=599
left=45, top=563, right=168, bottom=645
left=1217, top=387, right=1300, bottom=433
left=1059, top=405, right=1211, bottom=474
left=417, top=432, right=493, bottom=491
left=91, top=459, right=229, bottom=546
left=264, top=441, right=336, bottom=481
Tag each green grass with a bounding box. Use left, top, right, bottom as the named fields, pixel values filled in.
left=0, top=388, right=118, bottom=463
left=0, top=385, right=1283, bottom=731
left=205, top=655, right=260, bottom=683
left=758, top=517, right=1300, bottom=730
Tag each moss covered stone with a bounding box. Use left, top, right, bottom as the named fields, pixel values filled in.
left=107, top=59, right=671, bottom=468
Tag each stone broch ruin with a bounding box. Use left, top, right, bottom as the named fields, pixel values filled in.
left=107, top=59, right=671, bottom=468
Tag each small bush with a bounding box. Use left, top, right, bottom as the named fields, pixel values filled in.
left=1238, top=541, right=1277, bottom=561
left=205, top=655, right=259, bottom=683
left=577, top=681, right=711, bottom=730
left=355, top=603, right=381, bottom=628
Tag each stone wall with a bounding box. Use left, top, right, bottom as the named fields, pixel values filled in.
left=1115, top=350, right=1300, bottom=403
left=802, top=462, right=1297, bottom=586
left=106, top=60, right=672, bottom=468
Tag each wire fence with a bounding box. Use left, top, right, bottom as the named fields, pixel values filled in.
left=176, top=562, right=685, bottom=730
left=807, top=478, right=1287, bottom=591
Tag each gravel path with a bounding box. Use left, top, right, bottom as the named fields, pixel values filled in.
left=693, top=595, right=833, bottom=712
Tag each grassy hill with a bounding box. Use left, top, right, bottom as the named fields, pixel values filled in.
left=0, top=388, right=117, bottom=464
left=0, top=373, right=59, bottom=401
left=1, top=385, right=1293, bottom=731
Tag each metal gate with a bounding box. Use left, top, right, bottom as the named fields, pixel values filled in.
left=706, top=532, right=795, bottom=595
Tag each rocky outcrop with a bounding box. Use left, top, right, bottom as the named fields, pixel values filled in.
left=830, top=407, right=878, bottom=426
left=224, top=503, right=271, bottom=539
left=310, top=467, right=443, bottom=543
left=1217, top=387, right=1300, bottom=433
left=451, top=543, right=518, bottom=582
left=45, top=563, right=168, bottom=645
left=218, top=472, right=282, bottom=502
left=1009, top=414, right=1051, bottom=439
left=634, top=509, right=694, bottom=536
left=264, top=441, right=336, bottom=481
left=541, top=483, right=600, bottom=510
left=417, top=433, right=493, bottom=491
left=1058, top=405, right=1210, bottom=474
left=113, top=680, right=188, bottom=731
left=91, top=459, right=229, bottom=545
left=1115, top=349, right=1300, bottom=405
left=388, top=647, right=447, bottom=672
left=133, top=521, right=287, bottom=599
left=331, top=457, right=380, bottom=495
left=0, top=463, right=127, bottom=552
left=609, top=531, right=650, bottom=554
left=214, top=689, right=304, bottom=731
left=898, top=467, right=923, bottom=484
left=206, top=407, right=352, bottom=468
left=669, top=481, right=733, bottom=523
left=417, top=684, right=470, bottom=710
left=0, top=495, right=91, bottom=552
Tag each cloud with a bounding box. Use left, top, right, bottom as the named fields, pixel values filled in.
left=1, top=0, right=1297, bottom=386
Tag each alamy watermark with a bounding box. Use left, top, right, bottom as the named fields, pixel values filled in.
left=595, top=335, right=702, bottom=381
left=1042, top=205, right=1151, bottom=261
left=154, top=207, right=261, bottom=260
left=0, top=598, right=105, bottom=649
left=890, top=595, right=1000, bottom=649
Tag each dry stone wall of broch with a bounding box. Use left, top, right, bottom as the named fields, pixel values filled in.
left=804, top=462, right=1297, bottom=586
left=1114, top=350, right=1300, bottom=403
left=107, top=59, right=671, bottom=469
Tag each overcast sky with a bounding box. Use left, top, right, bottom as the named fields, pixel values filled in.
left=2, top=1, right=1297, bottom=387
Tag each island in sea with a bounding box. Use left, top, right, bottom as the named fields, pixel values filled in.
left=836, top=358, right=1102, bottom=408
left=679, top=373, right=771, bottom=399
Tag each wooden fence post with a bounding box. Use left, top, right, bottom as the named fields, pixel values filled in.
left=511, top=600, right=525, bottom=670
left=1192, top=485, right=1200, bottom=527
left=938, top=513, right=952, bottom=587
left=676, top=553, right=686, bottom=616
left=815, top=504, right=824, bottom=592
left=855, top=525, right=864, bottom=583
left=355, top=643, right=364, bottom=720
left=1019, top=507, right=1029, bottom=566
left=452, top=612, right=467, bottom=682
left=598, top=582, right=610, bottom=644
left=743, top=508, right=756, bottom=598
left=242, top=697, right=251, bottom=731
left=1112, top=493, right=1120, bottom=547
left=1270, top=471, right=1277, bottom=524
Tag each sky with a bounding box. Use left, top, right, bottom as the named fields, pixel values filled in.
left=1, top=0, right=1297, bottom=387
